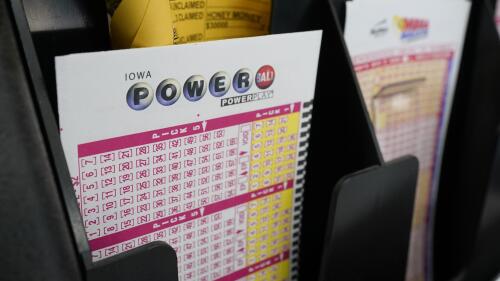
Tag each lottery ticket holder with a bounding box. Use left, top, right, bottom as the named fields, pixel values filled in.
left=330, top=0, right=500, bottom=280
left=3, top=1, right=178, bottom=281
left=274, top=0, right=418, bottom=280
left=433, top=0, right=500, bottom=280
left=318, top=156, right=419, bottom=281
left=467, top=130, right=500, bottom=281
left=1, top=0, right=419, bottom=281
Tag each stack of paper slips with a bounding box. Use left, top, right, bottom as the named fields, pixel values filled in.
left=344, top=1, right=471, bottom=281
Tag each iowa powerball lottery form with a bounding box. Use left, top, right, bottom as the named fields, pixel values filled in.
left=56, top=31, right=322, bottom=281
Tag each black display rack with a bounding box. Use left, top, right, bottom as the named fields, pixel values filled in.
left=318, top=156, right=418, bottom=281
left=434, top=0, right=500, bottom=280
left=1, top=0, right=179, bottom=280
left=0, top=0, right=420, bottom=280
left=328, top=0, right=500, bottom=280
left=273, top=0, right=418, bottom=280
left=466, top=129, right=500, bottom=281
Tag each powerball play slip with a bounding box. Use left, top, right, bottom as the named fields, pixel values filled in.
left=56, top=31, right=321, bottom=281
left=345, top=1, right=470, bottom=281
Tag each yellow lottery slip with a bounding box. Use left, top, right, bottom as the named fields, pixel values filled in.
left=169, top=0, right=206, bottom=43
left=108, top=0, right=175, bottom=49
left=170, top=0, right=272, bottom=44
left=107, top=0, right=271, bottom=47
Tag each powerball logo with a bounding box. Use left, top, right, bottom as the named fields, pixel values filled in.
left=126, top=65, right=276, bottom=110
left=393, top=16, right=429, bottom=41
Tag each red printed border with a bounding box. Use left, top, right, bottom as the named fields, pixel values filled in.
left=354, top=51, right=453, bottom=72
left=89, top=180, right=294, bottom=251
left=79, top=103, right=301, bottom=157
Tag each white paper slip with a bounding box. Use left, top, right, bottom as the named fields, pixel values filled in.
left=56, top=31, right=322, bottom=281
left=496, top=0, right=500, bottom=35
left=345, top=2, right=470, bottom=281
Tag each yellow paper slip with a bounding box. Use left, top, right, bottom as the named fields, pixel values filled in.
left=110, top=0, right=175, bottom=49
left=171, top=0, right=272, bottom=44
left=108, top=0, right=271, bottom=48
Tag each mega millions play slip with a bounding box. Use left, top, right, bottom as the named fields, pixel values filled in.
left=345, top=1, right=470, bottom=281
left=56, top=31, right=321, bottom=281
